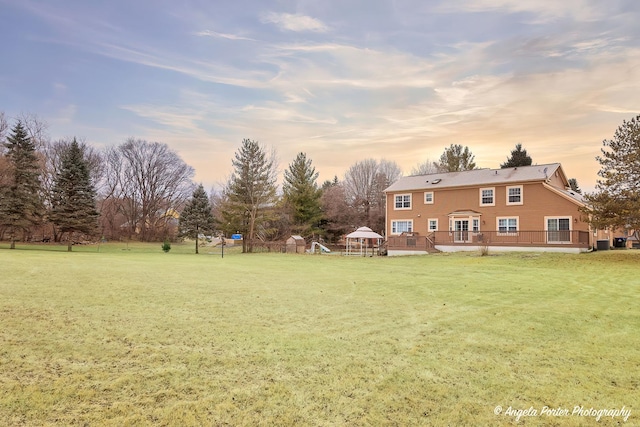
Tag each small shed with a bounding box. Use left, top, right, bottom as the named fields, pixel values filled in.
left=286, top=235, right=306, bottom=253
left=345, top=227, right=384, bottom=256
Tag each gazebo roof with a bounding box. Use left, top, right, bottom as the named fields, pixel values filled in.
left=346, top=226, right=383, bottom=239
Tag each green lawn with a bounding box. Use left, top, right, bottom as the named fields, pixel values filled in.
left=0, top=243, right=638, bottom=426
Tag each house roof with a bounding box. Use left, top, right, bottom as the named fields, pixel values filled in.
left=385, top=163, right=564, bottom=193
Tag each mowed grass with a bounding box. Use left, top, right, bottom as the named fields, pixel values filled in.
left=0, top=243, right=638, bottom=426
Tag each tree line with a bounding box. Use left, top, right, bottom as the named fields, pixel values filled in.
left=3, top=110, right=634, bottom=252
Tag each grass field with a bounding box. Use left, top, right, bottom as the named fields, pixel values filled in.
left=1, top=243, right=638, bottom=426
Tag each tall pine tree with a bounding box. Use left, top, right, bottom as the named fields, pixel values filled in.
left=282, top=152, right=322, bottom=238
left=222, top=139, right=277, bottom=253
left=50, top=139, right=98, bottom=251
left=179, top=184, right=215, bottom=254
left=0, top=121, right=44, bottom=249
left=584, top=115, right=640, bottom=235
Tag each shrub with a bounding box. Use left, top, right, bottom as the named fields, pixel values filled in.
left=161, top=240, right=171, bottom=253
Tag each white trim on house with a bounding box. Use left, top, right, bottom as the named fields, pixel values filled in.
left=545, top=216, right=572, bottom=244
left=424, top=191, right=434, bottom=204
left=387, top=249, right=430, bottom=256
left=433, top=245, right=586, bottom=254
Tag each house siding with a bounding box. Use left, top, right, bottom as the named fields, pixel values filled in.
left=386, top=182, right=589, bottom=244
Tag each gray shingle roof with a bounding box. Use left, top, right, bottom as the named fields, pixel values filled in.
left=385, top=163, right=563, bottom=192
left=545, top=184, right=586, bottom=204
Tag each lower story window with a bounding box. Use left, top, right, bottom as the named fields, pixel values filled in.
left=428, top=219, right=438, bottom=232
left=498, top=217, right=518, bottom=234
left=392, top=220, right=413, bottom=234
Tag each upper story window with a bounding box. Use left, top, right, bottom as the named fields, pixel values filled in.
left=480, top=187, right=495, bottom=206
left=394, top=194, right=412, bottom=210
left=424, top=192, right=434, bottom=204
left=507, top=185, right=523, bottom=205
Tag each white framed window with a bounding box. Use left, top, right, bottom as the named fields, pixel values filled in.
left=424, top=192, right=434, bottom=204
left=391, top=220, right=413, bottom=235
left=472, top=218, right=480, bottom=232
left=480, top=187, right=495, bottom=206
left=394, top=194, right=411, bottom=210
left=507, top=185, right=523, bottom=205
left=546, top=217, right=571, bottom=243
left=497, top=217, right=519, bottom=234
left=428, top=218, right=438, bottom=232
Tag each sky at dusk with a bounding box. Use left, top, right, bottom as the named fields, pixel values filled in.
left=1, top=0, right=639, bottom=192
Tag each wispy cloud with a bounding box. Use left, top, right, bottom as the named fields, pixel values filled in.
left=50, top=104, right=77, bottom=125
left=194, top=30, right=256, bottom=41
left=261, top=12, right=329, bottom=32
left=437, top=0, right=613, bottom=23
left=2, top=0, right=639, bottom=191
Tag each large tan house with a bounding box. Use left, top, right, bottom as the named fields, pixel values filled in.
left=384, top=163, right=592, bottom=255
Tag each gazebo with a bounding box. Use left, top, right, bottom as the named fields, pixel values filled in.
left=345, top=226, right=384, bottom=256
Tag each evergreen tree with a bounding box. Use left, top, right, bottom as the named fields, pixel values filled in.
left=0, top=121, right=44, bottom=249
left=321, top=175, right=339, bottom=190
left=501, top=143, right=533, bottom=168
left=282, top=152, right=323, bottom=238
left=222, top=139, right=277, bottom=253
left=50, top=139, right=99, bottom=251
left=584, top=115, right=640, bottom=234
left=435, top=144, right=477, bottom=172
left=568, top=178, right=581, bottom=194
left=179, top=184, right=215, bottom=254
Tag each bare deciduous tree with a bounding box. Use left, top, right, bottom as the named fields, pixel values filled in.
left=410, top=158, right=439, bottom=175
left=0, top=112, right=9, bottom=187
left=0, top=112, right=8, bottom=152
left=103, top=138, right=195, bottom=241
left=320, top=180, right=356, bottom=243
left=16, top=112, right=49, bottom=151
left=343, top=158, right=402, bottom=234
